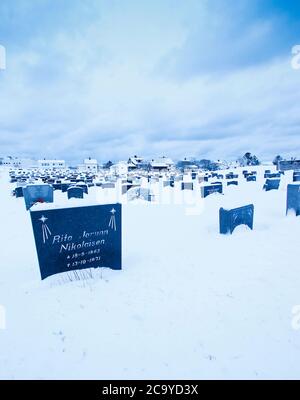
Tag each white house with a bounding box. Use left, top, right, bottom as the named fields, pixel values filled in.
left=77, top=158, right=98, bottom=173
left=150, top=156, right=174, bottom=172
left=127, top=155, right=144, bottom=170
left=38, top=159, right=66, bottom=169
left=110, top=161, right=128, bottom=176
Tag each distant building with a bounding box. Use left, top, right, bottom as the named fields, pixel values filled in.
left=177, top=158, right=198, bottom=172
left=0, top=156, right=37, bottom=169
left=278, top=160, right=300, bottom=171
left=78, top=158, right=98, bottom=173
left=110, top=162, right=128, bottom=176
left=150, top=157, right=174, bottom=172
left=38, top=159, right=66, bottom=169
left=127, top=155, right=144, bottom=171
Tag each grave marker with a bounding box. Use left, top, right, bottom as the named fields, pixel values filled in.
left=30, top=204, right=122, bottom=280
left=67, top=186, right=84, bottom=199
left=287, top=184, right=300, bottom=216
left=23, top=185, right=54, bottom=210
left=201, top=184, right=223, bottom=198
left=220, top=204, right=254, bottom=235
left=263, top=179, right=280, bottom=192
left=181, top=182, right=194, bottom=190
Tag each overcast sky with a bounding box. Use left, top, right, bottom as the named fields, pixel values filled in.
left=1, top=0, right=300, bottom=163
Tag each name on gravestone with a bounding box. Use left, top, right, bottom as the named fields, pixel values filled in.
left=30, top=204, right=122, bottom=280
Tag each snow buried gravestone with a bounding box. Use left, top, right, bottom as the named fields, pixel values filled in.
left=67, top=186, right=84, bottom=199
left=287, top=184, right=300, bottom=216
left=219, top=204, right=254, bottom=235
left=30, top=204, right=122, bottom=280
left=23, top=184, right=54, bottom=210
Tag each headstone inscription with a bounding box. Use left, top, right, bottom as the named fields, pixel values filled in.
left=219, top=204, right=254, bottom=235
left=30, top=203, right=122, bottom=280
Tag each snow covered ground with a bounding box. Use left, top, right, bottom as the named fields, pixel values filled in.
left=1, top=166, right=300, bottom=380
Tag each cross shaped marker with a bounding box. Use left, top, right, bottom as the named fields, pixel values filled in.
left=110, top=208, right=116, bottom=214
left=39, top=216, right=48, bottom=223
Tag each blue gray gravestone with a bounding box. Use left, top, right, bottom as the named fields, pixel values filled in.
left=163, top=181, right=173, bottom=188
left=76, top=184, right=88, bottom=194
left=287, top=184, right=300, bottom=216
left=30, top=204, right=122, bottom=280
left=122, top=184, right=140, bottom=195
left=52, top=183, right=62, bottom=191
left=67, top=186, right=84, bottom=199
left=61, top=183, right=71, bottom=193
left=15, top=187, right=24, bottom=198
left=181, top=182, right=194, bottom=190
left=220, top=204, right=254, bottom=235
left=102, top=183, right=115, bottom=189
left=293, top=173, right=300, bottom=182
left=265, top=173, right=281, bottom=179
left=201, top=184, right=223, bottom=198
left=23, top=185, right=54, bottom=210
left=263, top=179, right=280, bottom=191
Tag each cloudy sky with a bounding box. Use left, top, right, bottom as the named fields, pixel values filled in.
left=1, top=0, right=300, bottom=163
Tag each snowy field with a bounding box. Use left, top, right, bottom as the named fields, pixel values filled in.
left=1, top=166, right=300, bottom=380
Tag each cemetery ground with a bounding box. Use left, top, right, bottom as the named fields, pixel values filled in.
left=1, top=167, right=300, bottom=379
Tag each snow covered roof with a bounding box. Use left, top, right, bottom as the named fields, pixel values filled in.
left=155, top=157, right=174, bottom=165
left=84, top=159, right=98, bottom=164
left=151, top=162, right=169, bottom=168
